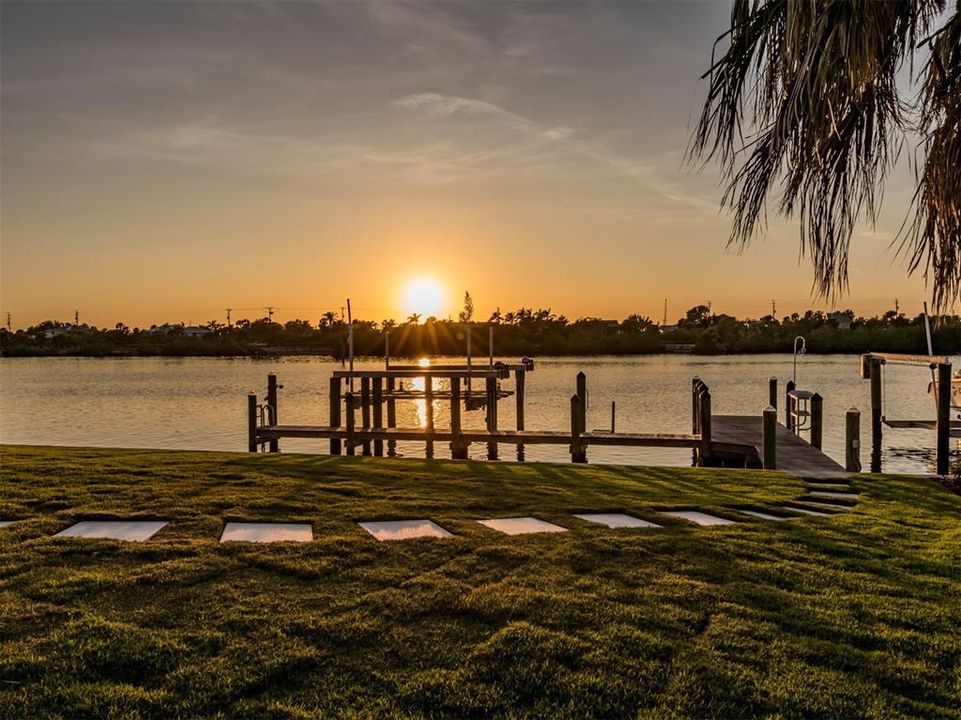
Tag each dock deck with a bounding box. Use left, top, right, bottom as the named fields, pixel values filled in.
left=712, top=415, right=846, bottom=475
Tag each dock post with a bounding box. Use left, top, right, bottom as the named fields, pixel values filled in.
left=372, top=378, right=384, bottom=457
left=810, top=393, right=823, bottom=450
left=571, top=394, right=586, bottom=463
left=845, top=407, right=861, bottom=473
left=936, top=362, right=951, bottom=475
left=345, top=392, right=356, bottom=456
left=266, top=373, right=280, bottom=452
left=611, top=401, right=616, bottom=433
left=698, top=390, right=712, bottom=465
left=360, top=377, right=371, bottom=456
left=450, top=380, right=467, bottom=459
left=870, top=359, right=883, bottom=473
left=574, top=372, right=588, bottom=462
left=424, top=376, right=434, bottom=459
left=247, top=392, right=259, bottom=452
left=515, top=369, right=526, bottom=461
left=785, top=380, right=795, bottom=430
left=691, top=377, right=701, bottom=433
left=769, top=377, right=777, bottom=409
left=386, top=377, right=397, bottom=457
left=485, top=376, right=498, bottom=460
left=329, top=376, right=342, bottom=455
left=762, top=405, right=776, bottom=469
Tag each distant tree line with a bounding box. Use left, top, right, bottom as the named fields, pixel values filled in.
left=2, top=305, right=959, bottom=358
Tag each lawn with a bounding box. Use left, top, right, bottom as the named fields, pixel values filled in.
left=0, top=445, right=959, bottom=719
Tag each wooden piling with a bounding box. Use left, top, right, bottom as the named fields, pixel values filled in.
left=574, top=372, right=587, bottom=463
left=360, top=377, right=371, bottom=456
left=845, top=407, right=861, bottom=473
left=870, top=359, right=883, bottom=473
left=936, top=362, right=951, bottom=475
left=424, top=376, right=434, bottom=459
left=515, top=369, right=526, bottom=461
left=810, top=392, right=823, bottom=450
left=386, top=377, right=396, bottom=457
left=570, top=394, right=585, bottom=463
left=691, top=377, right=701, bottom=434
left=785, top=380, right=795, bottom=430
left=247, top=392, right=258, bottom=452
left=266, top=374, right=280, bottom=452
left=486, top=376, right=498, bottom=460
left=768, top=377, right=777, bottom=409
left=329, top=376, right=342, bottom=455
left=698, top=390, right=712, bottom=464
left=762, top=405, right=776, bottom=469
left=372, top=377, right=384, bottom=457
left=345, top=392, right=355, bottom=456
left=450, top=380, right=467, bottom=459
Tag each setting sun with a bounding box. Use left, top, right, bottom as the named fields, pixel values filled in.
left=402, top=278, right=446, bottom=320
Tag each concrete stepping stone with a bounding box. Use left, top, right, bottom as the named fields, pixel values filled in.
left=793, top=500, right=849, bottom=511
left=220, top=522, right=312, bottom=543
left=0, top=521, right=14, bottom=529
left=808, top=491, right=859, bottom=501
left=358, top=519, right=452, bottom=541
left=478, top=517, right=568, bottom=535
left=738, top=510, right=789, bottom=521
left=55, top=520, right=168, bottom=542
left=780, top=506, right=831, bottom=517
left=660, top=510, right=736, bottom=526
left=804, top=482, right=852, bottom=491
left=573, top=513, right=660, bottom=529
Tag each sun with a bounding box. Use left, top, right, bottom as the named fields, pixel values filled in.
left=402, top=278, right=446, bottom=320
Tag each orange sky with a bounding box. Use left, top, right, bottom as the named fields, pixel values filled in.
left=0, top=1, right=932, bottom=330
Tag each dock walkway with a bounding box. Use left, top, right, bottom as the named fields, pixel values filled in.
left=712, top=415, right=847, bottom=476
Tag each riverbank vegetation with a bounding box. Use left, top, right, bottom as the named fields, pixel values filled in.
left=1, top=445, right=959, bottom=718
left=3, top=305, right=959, bottom=357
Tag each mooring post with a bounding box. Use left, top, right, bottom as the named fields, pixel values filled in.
left=372, top=377, right=384, bottom=457
left=691, top=377, right=701, bottom=434
left=937, top=362, right=951, bottom=475
left=450, top=379, right=466, bottom=459
left=810, top=392, right=823, bottom=450
left=785, top=379, right=795, bottom=430
left=514, top=368, right=526, bottom=461
left=698, top=390, right=712, bottom=465
left=762, top=405, right=776, bottom=469
left=611, top=401, right=616, bottom=433
left=574, top=372, right=588, bottom=462
left=329, top=376, right=342, bottom=455
left=570, top=394, right=586, bottom=463
left=486, top=376, right=498, bottom=460
left=266, top=373, right=280, bottom=453
left=360, top=377, right=371, bottom=456
left=845, top=407, right=861, bottom=473
left=386, top=377, right=397, bottom=457
left=769, top=377, right=778, bottom=409
left=870, top=359, right=883, bottom=473
left=247, top=392, right=258, bottom=452
left=424, top=375, right=434, bottom=459
left=345, top=392, right=356, bottom=456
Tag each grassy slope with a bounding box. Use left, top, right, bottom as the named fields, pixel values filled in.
left=0, top=445, right=959, bottom=720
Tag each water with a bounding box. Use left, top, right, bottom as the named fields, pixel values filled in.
left=0, top=354, right=945, bottom=474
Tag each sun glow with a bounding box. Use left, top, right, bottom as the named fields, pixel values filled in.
left=401, top=278, right=446, bottom=320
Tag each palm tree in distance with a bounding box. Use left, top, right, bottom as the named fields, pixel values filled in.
left=690, top=0, right=960, bottom=309
left=405, top=313, right=421, bottom=325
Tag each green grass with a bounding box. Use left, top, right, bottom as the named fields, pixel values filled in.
left=1, top=445, right=959, bottom=719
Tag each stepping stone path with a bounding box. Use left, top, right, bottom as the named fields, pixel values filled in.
left=573, top=513, right=660, bottom=529
left=55, top=520, right=168, bottom=542
left=358, top=519, right=452, bottom=541
left=808, top=490, right=859, bottom=501
left=479, top=517, right=568, bottom=535
left=0, top=521, right=14, bottom=529
left=220, top=522, right=312, bottom=543
left=738, top=509, right=789, bottom=521
left=780, top=506, right=832, bottom=516
left=660, top=510, right=736, bottom=526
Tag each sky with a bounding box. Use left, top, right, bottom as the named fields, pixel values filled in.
left=0, top=0, right=933, bottom=330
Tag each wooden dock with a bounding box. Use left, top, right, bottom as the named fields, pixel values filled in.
left=712, top=415, right=846, bottom=475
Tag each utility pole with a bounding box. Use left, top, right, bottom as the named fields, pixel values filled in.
left=74, top=309, right=79, bottom=326
left=894, top=298, right=899, bottom=315
left=226, top=308, right=232, bottom=328
left=340, top=306, right=345, bottom=321
left=266, top=306, right=275, bottom=323
left=5, top=313, right=11, bottom=332
left=772, top=299, right=776, bottom=317
left=708, top=300, right=712, bottom=314
left=663, top=298, right=668, bottom=326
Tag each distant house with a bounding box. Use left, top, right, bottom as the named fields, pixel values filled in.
left=183, top=326, right=210, bottom=338
left=660, top=324, right=679, bottom=334
left=829, top=311, right=854, bottom=330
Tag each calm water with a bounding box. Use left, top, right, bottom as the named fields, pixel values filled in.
left=0, top=354, right=945, bottom=473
